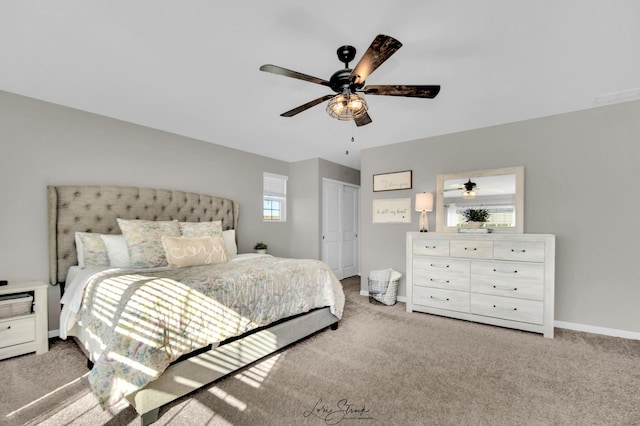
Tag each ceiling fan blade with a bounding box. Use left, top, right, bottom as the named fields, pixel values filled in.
left=260, top=64, right=330, bottom=87
left=363, top=85, right=441, bottom=98
left=354, top=111, right=372, bottom=127
left=280, top=95, right=335, bottom=117
left=350, top=34, right=403, bottom=85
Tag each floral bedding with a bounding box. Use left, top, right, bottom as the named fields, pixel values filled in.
left=73, top=256, right=345, bottom=407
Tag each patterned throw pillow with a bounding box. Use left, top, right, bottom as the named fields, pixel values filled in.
left=75, top=232, right=110, bottom=268
left=178, top=220, right=223, bottom=238
left=116, top=219, right=181, bottom=268
left=162, top=236, right=228, bottom=268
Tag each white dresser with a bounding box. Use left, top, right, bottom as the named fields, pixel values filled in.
left=406, top=232, right=555, bottom=338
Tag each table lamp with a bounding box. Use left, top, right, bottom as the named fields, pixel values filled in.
left=415, top=192, right=434, bottom=232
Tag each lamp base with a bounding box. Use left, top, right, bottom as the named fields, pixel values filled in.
left=419, top=210, right=430, bottom=232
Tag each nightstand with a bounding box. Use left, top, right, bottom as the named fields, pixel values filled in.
left=0, top=281, right=49, bottom=360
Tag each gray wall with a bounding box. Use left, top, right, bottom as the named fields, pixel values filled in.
left=0, top=90, right=358, bottom=331
left=361, top=100, right=640, bottom=334
left=289, top=159, right=321, bottom=259
left=289, top=158, right=361, bottom=260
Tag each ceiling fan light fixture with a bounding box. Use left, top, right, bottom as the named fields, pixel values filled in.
left=462, top=189, right=477, bottom=199
left=462, top=179, right=477, bottom=198
left=326, top=93, right=368, bottom=121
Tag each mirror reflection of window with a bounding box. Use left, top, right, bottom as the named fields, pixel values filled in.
left=446, top=204, right=516, bottom=228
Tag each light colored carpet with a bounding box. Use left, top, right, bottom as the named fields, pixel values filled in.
left=1, top=276, right=639, bottom=425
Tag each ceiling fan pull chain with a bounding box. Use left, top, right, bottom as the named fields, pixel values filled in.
left=345, top=132, right=356, bottom=155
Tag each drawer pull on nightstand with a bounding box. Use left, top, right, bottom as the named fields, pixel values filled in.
left=430, top=296, right=450, bottom=302
left=430, top=278, right=450, bottom=284
left=511, top=249, right=526, bottom=253
left=464, top=247, right=477, bottom=251
left=493, top=268, right=518, bottom=274
left=1, top=325, right=11, bottom=331
left=424, top=245, right=437, bottom=249
left=430, top=263, right=450, bottom=269
left=493, top=285, right=518, bottom=291
left=493, top=305, right=517, bottom=311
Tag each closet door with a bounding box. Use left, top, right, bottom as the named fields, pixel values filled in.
left=322, top=180, right=359, bottom=279
left=341, top=185, right=358, bottom=278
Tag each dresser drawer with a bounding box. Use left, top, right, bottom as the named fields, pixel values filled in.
left=414, top=287, right=469, bottom=313
left=470, top=294, right=543, bottom=324
left=471, top=261, right=544, bottom=300
left=412, top=239, right=449, bottom=257
left=450, top=240, right=493, bottom=259
left=413, top=257, right=470, bottom=291
left=494, top=241, right=545, bottom=262
left=0, top=316, right=35, bottom=348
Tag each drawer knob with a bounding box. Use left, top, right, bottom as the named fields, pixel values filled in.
left=430, top=278, right=450, bottom=284
left=430, top=296, right=450, bottom=301
left=464, top=247, right=477, bottom=251
left=493, top=268, right=518, bottom=274
left=430, top=263, right=450, bottom=269
left=425, top=245, right=436, bottom=249
left=493, top=304, right=517, bottom=311
left=493, top=285, right=518, bottom=291
left=1, top=325, right=11, bottom=331
left=511, top=249, right=526, bottom=253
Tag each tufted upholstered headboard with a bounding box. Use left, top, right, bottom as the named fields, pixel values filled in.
left=47, top=185, right=239, bottom=285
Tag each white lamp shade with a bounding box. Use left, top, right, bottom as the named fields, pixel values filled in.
left=415, top=192, right=434, bottom=212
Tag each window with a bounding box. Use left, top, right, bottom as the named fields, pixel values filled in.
left=446, top=203, right=516, bottom=228
left=263, top=172, right=287, bottom=222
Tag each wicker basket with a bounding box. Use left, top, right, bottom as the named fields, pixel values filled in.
left=0, top=293, right=33, bottom=318
left=368, top=270, right=401, bottom=306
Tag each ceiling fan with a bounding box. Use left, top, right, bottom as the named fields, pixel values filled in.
left=259, top=34, right=440, bottom=126
left=445, top=179, right=478, bottom=198
left=445, top=178, right=509, bottom=199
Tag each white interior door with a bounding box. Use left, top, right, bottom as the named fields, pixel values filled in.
left=322, top=180, right=359, bottom=279
left=341, top=185, right=358, bottom=278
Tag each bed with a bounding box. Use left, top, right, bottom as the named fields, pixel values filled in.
left=48, top=185, right=345, bottom=425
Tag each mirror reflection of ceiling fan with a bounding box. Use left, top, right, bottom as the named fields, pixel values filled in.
left=444, top=177, right=505, bottom=199
left=444, top=179, right=479, bottom=198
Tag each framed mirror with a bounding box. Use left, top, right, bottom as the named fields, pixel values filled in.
left=435, top=166, right=524, bottom=233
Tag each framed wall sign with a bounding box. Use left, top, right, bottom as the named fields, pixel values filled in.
left=373, top=198, right=412, bottom=224
left=373, top=170, right=412, bottom=192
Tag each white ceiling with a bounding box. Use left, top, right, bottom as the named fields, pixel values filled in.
left=2, top=1, right=639, bottom=169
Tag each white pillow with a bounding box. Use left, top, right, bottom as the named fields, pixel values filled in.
left=223, top=229, right=238, bottom=258
left=101, top=234, right=132, bottom=268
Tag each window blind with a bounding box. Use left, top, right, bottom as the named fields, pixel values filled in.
left=263, top=172, right=287, bottom=196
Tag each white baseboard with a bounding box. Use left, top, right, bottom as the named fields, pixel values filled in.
left=554, top=321, right=640, bottom=340
left=359, top=291, right=639, bottom=340
left=48, top=329, right=60, bottom=338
